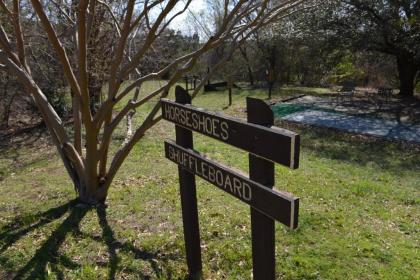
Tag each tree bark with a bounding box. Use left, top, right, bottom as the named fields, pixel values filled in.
left=397, top=55, right=418, bottom=97
left=78, top=184, right=107, bottom=204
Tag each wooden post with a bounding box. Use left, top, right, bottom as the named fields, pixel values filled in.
left=247, top=97, right=276, bottom=280
left=228, top=79, right=233, bottom=107
left=184, top=77, right=189, bottom=92
left=267, top=68, right=274, bottom=100
left=175, top=86, right=202, bottom=279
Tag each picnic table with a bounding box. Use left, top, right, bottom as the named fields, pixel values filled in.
left=337, top=85, right=356, bottom=103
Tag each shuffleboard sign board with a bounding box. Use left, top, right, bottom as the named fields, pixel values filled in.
left=164, top=140, right=299, bottom=228
left=161, top=99, right=300, bottom=169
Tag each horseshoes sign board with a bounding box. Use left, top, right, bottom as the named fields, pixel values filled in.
left=161, top=99, right=300, bottom=169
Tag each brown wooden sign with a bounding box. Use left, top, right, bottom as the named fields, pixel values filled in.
left=165, top=140, right=299, bottom=228
left=162, top=86, right=301, bottom=280
left=161, top=99, right=300, bottom=169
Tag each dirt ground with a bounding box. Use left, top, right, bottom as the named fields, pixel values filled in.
left=0, top=95, right=42, bottom=139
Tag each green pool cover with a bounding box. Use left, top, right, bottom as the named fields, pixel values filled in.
left=271, top=103, right=308, bottom=118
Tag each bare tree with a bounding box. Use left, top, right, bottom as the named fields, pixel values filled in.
left=0, top=0, right=307, bottom=204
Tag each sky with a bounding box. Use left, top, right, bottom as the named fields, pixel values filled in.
left=168, top=0, right=206, bottom=35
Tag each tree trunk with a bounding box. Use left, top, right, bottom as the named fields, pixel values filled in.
left=397, top=55, right=418, bottom=97
left=88, top=84, right=102, bottom=114
left=73, top=168, right=109, bottom=204
left=238, top=46, right=254, bottom=86
left=0, top=77, right=14, bottom=128
left=78, top=185, right=107, bottom=204
left=1, top=94, right=14, bottom=128
left=267, top=45, right=277, bottom=99
left=247, top=65, right=254, bottom=86
left=123, top=87, right=140, bottom=145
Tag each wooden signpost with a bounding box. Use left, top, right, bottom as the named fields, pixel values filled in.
left=162, top=86, right=300, bottom=279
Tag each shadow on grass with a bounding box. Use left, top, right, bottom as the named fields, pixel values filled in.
left=0, top=200, right=77, bottom=255
left=0, top=201, right=180, bottom=279
left=94, top=206, right=171, bottom=280
left=13, top=203, right=88, bottom=279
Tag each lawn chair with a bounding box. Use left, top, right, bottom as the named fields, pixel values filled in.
left=377, top=87, right=393, bottom=102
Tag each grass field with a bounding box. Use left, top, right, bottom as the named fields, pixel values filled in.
left=0, top=83, right=419, bottom=279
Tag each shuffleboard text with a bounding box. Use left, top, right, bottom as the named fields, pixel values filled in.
left=167, top=144, right=251, bottom=201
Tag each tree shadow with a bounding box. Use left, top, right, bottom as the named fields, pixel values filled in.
left=12, top=202, right=87, bottom=279
left=0, top=201, right=181, bottom=279
left=0, top=200, right=77, bottom=255
left=94, top=205, right=170, bottom=280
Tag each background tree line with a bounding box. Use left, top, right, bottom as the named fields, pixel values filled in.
left=202, top=0, right=419, bottom=96
left=1, top=0, right=418, bottom=131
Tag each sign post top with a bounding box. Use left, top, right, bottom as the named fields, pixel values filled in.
left=246, top=97, right=274, bottom=126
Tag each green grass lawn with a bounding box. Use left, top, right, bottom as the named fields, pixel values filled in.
left=0, top=83, right=419, bottom=279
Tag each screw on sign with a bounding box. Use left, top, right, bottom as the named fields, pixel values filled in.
left=162, top=86, right=300, bottom=279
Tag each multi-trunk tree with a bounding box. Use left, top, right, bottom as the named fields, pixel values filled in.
left=318, top=0, right=419, bottom=96
left=0, top=0, right=307, bottom=204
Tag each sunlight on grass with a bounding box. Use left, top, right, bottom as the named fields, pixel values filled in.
left=0, top=81, right=419, bottom=279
